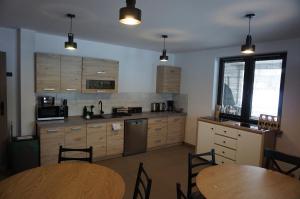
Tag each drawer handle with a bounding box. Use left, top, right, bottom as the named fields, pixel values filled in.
left=222, top=151, right=225, bottom=154
left=89, top=125, right=103, bottom=128
left=43, top=88, right=55, bottom=91
left=66, top=88, right=77, bottom=91
left=222, top=161, right=224, bottom=164
left=211, top=128, right=214, bottom=130
left=238, top=134, right=241, bottom=137
left=223, top=141, right=226, bottom=144
left=97, top=71, right=106, bottom=74
left=97, top=90, right=105, bottom=93
left=71, top=127, right=81, bottom=131
left=224, top=131, right=227, bottom=133
left=47, top=129, right=58, bottom=133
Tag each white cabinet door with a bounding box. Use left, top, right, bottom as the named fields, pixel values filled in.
left=236, top=130, right=263, bottom=166
left=196, top=121, right=214, bottom=154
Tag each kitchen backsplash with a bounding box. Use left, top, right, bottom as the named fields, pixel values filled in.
left=36, top=92, right=188, bottom=116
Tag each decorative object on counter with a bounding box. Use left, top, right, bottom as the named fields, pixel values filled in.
left=160, top=35, right=169, bottom=62
left=119, top=0, right=142, bottom=26
left=64, top=13, right=77, bottom=50
left=160, top=102, right=166, bottom=112
left=214, top=104, right=221, bottom=121
left=241, top=13, right=255, bottom=54
left=258, top=114, right=280, bottom=130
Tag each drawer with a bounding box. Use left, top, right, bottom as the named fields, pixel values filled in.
left=214, top=134, right=237, bottom=149
left=40, top=128, right=64, bottom=157
left=166, top=134, right=184, bottom=144
left=107, top=138, right=123, bottom=155
left=214, top=144, right=236, bottom=160
left=147, top=136, right=166, bottom=148
left=107, top=122, right=124, bottom=136
left=148, top=126, right=167, bottom=136
left=87, top=123, right=107, bottom=131
left=93, top=145, right=107, bottom=158
left=87, top=131, right=106, bottom=146
left=168, top=116, right=185, bottom=124
left=215, top=154, right=236, bottom=165
left=214, top=125, right=238, bottom=139
left=65, top=125, right=86, bottom=147
left=148, top=117, right=168, bottom=126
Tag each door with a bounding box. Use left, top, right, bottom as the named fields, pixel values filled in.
left=60, top=55, right=82, bottom=92
left=0, top=52, right=8, bottom=169
left=196, top=121, right=214, bottom=154
left=236, top=130, right=263, bottom=166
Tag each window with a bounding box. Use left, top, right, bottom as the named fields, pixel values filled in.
left=217, top=53, right=286, bottom=123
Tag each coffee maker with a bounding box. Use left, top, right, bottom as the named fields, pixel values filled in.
left=167, top=100, right=174, bottom=112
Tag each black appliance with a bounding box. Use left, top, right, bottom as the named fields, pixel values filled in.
left=37, top=106, right=66, bottom=121
left=112, top=107, right=132, bottom=117
left=167, top=100, right=174, bottom=112
left=128, top=107, right=142, bottom=114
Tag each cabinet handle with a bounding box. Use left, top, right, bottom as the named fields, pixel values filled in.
left=222, top=151, right=225, bottom=154
left=66, top=88, right=77, bottom=91
left=71, top=127, right=81, bottom=131
left=47, top=129, right=58, bottom=133
left=97, top=71, right=106, bottom=74
left=222, top=161, right=224, bottom=164
left=224, top=131, right=227, bottom=133
left=97, top=90, right=105, bottom=93
left=223, top=141, right=226, bottom=144
left=43, top=88, right=55, bottom=91
left=211, top=128, right=214, bottom=130
left=0, top=101, right=4, bottom=115
left=238, top=134, right=241, bottom=137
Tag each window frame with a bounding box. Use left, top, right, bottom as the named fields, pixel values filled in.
left=217, top=52, right=287, bottom=124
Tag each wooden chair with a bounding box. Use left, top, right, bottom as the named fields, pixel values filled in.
left=264, top=148, right=300, bottom=176
left=188, top=149, right=215, bottom=199
left=58, top=146, right=93, bottom=163
left=176, top=183, right=188, bottom=199
left=133, top=162, right=152, bottom=199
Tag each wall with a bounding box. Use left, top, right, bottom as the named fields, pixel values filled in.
left=175, top=38, right=300, bottom=156
left=0, top=27, right=18, bottom=136
left=18, top=29, right=175, bottom=135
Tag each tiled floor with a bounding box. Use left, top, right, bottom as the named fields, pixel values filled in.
left=97, top=145, right=194, bottom=199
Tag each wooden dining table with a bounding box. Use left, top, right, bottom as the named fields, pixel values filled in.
left=0, top=163, right=125, bottom=199
left=196, top=164, right=300, bottom=199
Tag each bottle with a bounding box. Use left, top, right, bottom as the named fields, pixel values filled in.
left=83, top=106, right=87, bottom=118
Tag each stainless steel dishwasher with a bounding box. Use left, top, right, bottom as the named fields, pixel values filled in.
left=124, top=119, right=148, bottom=156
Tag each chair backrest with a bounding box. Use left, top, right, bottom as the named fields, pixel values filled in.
left=133, top=162, right=152, bottom=199
left=264, top=148, right=300, bottom=176
left=187, top=149, right=215, bottom=198
left=58, top=146, right=93, bottom=163
left=176, top=183, right=188, bottom=199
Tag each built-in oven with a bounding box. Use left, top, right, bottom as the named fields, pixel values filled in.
left=86, top=80, right=115, bottom=90
left=37, top=106, right=66, bottom=121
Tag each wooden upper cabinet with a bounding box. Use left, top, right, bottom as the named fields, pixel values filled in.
left=156, top=65, right=181, bottom=94
left=35, top=53, right=60, bottom=92
left=60, top=55, right=82, bottom=92
left=82, top=58, right=119, bottom=93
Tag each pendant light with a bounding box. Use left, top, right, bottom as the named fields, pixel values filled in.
left=119, top=0, right=142, bottom=26
left=160, top=35, right=168, bottom=62
left=65, top=13, right=77, bottom=50
left=241, top=13, right=255, bottom=54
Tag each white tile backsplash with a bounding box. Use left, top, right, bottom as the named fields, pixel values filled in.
left=36, top=92, right=186, bottom=116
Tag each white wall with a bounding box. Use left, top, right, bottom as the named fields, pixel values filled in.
left=175, top=38, right=300, bottom=156
left=0, top=27, right=18, bottom=136
left=17, top=29, right=174, bottom=135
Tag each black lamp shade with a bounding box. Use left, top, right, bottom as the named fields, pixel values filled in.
left=119, top=7, right=141, bottom=25
left=241, top=35, right=255, bottom=54
left=160, top=49, right=168, bottom=62
left=65, top=33, right=77, bottom=50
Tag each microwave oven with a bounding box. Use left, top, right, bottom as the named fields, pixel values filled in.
left=37, top=106, right=67, bottom=121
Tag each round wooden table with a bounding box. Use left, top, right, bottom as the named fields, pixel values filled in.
left=196, top=164, right=300, bottom=199
left=0, top=163, right=125, bottom=199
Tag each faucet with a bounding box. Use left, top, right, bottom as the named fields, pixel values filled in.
left=98, top=100, right=104, bottom=115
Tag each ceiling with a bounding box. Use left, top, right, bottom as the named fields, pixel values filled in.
left=0, top=0, right=300, bottom=52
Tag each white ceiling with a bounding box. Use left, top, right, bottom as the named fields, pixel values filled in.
left=0, top=0, right=300, bottom=52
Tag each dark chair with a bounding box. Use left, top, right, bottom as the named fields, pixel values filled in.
left=58, top=146, right=93, bottom=163
left=188, top=149, right=215, bottom=199
left=133, top=162, right=152, bottom=199
left=264, top=148, right=300, bottom=176
left=176, top=183, right=188, bottom=199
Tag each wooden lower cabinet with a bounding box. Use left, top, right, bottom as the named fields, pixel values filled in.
left=106, top=122, right=124, bottom=156
left=147, top=117, right=168, bottom=149
left=166, top=116, right=186, bottom=144
left=64, top=125, right=87, bottom=158
left=87, top=123, right=107, bottom=160
left=40, top=127, right=64, bottom=166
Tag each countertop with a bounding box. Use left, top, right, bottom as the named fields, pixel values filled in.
left=37, top=112, right=187, bottom=129
left=197, top=116, right=275, bottom=134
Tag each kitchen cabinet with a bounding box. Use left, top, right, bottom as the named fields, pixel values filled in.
left=39, top=127, right=64, bottom=165
left=156, top=65, right=181, bottom=94
left=236, top=130, right=263, bottom=166
left=35, top=53, right=60, bottom=92
left=60, top=55, right=82, bottom=92
left=166, top=116, right=186, bottom=144
left=87, top=123, right=107, bottom=160
left=82, top=57, right=119, bottom=93
left=64, top=125, right=87, bottom=158
left=147, top=117, right=168, bottom=149
left=106, top=122, right=124, bottom=156
left=196, top=120, right=274, bottom=166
